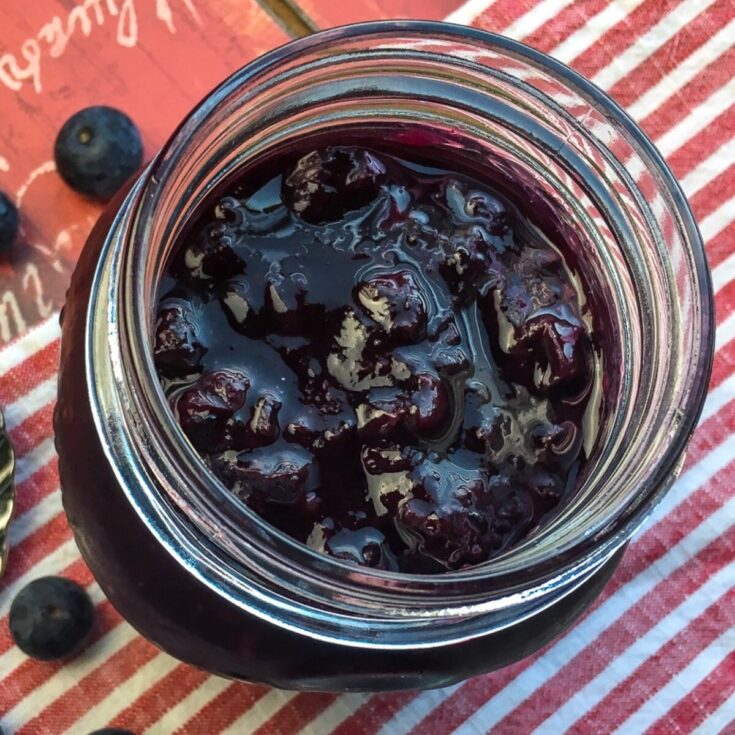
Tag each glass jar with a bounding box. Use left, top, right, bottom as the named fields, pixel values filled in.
left=55, top=21, right=714, bottom=691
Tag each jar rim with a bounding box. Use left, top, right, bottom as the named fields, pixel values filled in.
left=90, top=20, right=714, bottom=645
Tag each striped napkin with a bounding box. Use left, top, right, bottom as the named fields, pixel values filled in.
left=0, top=0, right=733, bottom=732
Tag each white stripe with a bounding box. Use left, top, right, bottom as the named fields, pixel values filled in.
left=613, top=627, right=735, bottom=735
left=680, top=139, right=735, bottom=198
left=533, top=561, right=735, bottom=733
left=443, top=0, right=498, bottom=25
left=502, top=0, right=576, bottom=43
left=297, top=694, right=369, bottom=735
left=220, top=689, right=297, bottom=734
left=377, top=685, right=463, bottom=735
left=700, top=196, right=735, bottom=243
left=0, top=315, right=60, bottom=374
left=70, top=652, right=180, bottom=735
left=452, top=492, right=735, bottom=735
left=657, top=78, right=735, bottom=157
left=0, top=584, right=106, bottom=685
left=551, top=0, right=649, bottom=64
left=628, top=18, right=735, bottom=121
left=699, top=373, right=735, bottom=425
left=0, top=537, right=79, bottom=619
left=592, top=0, right=717, bottom=91
left=712, top=252, right=735, bottom=294
left=8, top=488, right=63, bottom=546
left=5, top=615, right=137, bottom=729
left=691, top=692, right=735, bottom=735
left=716, top=312, right=735, bottom=351
left=142, top=676, right=231, bottom=735
left=3, top=376, right=57, bottom=429
left=13, top=436, right=56, bottom=485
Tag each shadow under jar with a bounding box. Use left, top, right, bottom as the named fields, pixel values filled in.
left=55, top=21, right=714, bottom=691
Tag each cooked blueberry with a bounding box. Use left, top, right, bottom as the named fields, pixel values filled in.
left=181, top=223, right=245, bottom=281
left=54, top=106, right=143, bottom=201
left=153, top=302, right=206, bottom=377
left=176, top=370, right=249, bottom=451
left=239, top=392, right=281, bottom=448
left=325, top=527, right=399, bottom=571
left=0, top=190, right=20, bottom=252
left=406, top=374, right=450, bottom=437
left=355, top=270, right=427, bottom=344
left=9, top=577, right=94, bottom=660
left=213, top=446, right=318, bottom=510
left=283, top=147, right=386, bottom=223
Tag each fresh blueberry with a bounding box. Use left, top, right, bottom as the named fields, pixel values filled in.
left=9, top=576, right=94, bottom=661
left=0, top=190, right=19, bottom=252
left=54, top=106, right=143, bottom=201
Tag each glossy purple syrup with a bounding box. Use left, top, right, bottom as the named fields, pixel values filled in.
left=153, top=146, right=601, bottom=574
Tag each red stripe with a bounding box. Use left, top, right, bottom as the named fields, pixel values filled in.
left=690, top=165, right=735, bottom=223
left=708, top=332, right=735, bottom=388
left=12, top=456, right=58, bottom=516
left=703, top=223, right=734, bottom=269
left=667, top=111, right=735, bottom=181
left=109, top=664, right=210, bottom=733
left=7, top=402, right=55, bottom=458
left=568, top=0, right=682, bottom=78
left=253, top=693, right=338, bottom=735
left=18, top=636, right=159, bottom=735
left=573, top=585, right=735, bottom=733
left=645, top=649, right=735, bottom=734
left=0, top=513, right=72, bottom=595
left=0, top=339, right=59, bottom=407
left=332, top=692, right=417, bottom=735
left=472, top=0, right=540, bottom=33
left=404, top=659, right=539, bottom=735
left=173, top=682, right=268, bottom=734
left=607, top=0, right=735, bottom=109
left=523, top=0, right=611, bottom=54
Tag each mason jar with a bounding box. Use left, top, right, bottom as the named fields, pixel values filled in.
left=54, top=20, right=714, bottom=691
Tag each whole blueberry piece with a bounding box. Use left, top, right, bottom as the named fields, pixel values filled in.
left=9, top=576, right=94, bottom=660
left=88, top=730, right=135, bottom=735
left=54, top=106, right=143, bottom=201
left=0, top=190, right=19, bottom=252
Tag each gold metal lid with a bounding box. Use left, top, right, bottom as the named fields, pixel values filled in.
left=0, top=409, right=15, bottom=577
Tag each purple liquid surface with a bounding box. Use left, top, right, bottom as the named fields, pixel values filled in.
left=153, top=146, right=600, bottom=574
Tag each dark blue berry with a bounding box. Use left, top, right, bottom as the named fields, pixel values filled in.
left=88, top=730, right=135, bottom=735
left=54, top=106, right=143, bottom=201
left=0, top=190, right=19, bottom=252
left=9, top=576, right=94, bottom=660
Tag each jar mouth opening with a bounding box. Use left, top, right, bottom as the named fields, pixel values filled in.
left=109, top=21, right=713, bottom=621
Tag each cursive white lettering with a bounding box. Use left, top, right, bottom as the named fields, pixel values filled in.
left=116, top=0, right=139, bottom=47
left=0, top=291, right=27, bottom=343
left=22, top=264, right=54, bottom=320
left=0, top=0, right=201, bottom=94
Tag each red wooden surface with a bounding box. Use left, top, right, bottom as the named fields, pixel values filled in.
left=295, top=0, right=461, bottom=27
left=0, top=0, right=289, bottom=346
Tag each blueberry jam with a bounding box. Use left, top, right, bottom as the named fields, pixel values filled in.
left=153, top=146, right=601, bottom=574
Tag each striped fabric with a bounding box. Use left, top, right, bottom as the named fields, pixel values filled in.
left=0, top=0, right=733, bottom=732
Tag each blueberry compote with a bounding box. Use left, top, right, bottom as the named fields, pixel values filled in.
left=153, top=146, right=600, bottom=574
